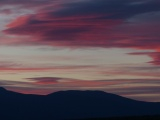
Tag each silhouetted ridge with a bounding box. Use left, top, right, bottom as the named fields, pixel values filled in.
left=49, top=90, right=121, bottom=98
left=0, top=87, right=159, bottom=120
left=48, top=90, right=111, bottom=97
left=0, top=87, right=25, bottom=98
left=50, top=90, right=110, bottom=95
left=0, top=87, right=7, bottom=92
left=47, top=90, right=139, bottom=104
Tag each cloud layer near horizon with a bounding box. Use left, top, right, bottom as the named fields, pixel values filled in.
left=1, top=77, right=160, bottom=102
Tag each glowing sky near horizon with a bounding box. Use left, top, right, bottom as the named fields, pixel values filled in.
left=0, top=0, right=160, bottom=102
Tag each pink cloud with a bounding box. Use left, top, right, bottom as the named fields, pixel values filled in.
left=2, top=0, right=160, bottom=64
left=4, top=13, right=122, bottom=46
left=0, top=9, right=12, bottom=14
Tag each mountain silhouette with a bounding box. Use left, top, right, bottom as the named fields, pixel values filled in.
left=0, top=87, right=160, bottom=120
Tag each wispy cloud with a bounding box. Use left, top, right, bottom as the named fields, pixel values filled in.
left=2, top=0, right=160, bottom=64
left=129, top=52, right=160, bottom=65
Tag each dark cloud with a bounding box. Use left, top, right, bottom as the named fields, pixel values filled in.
left=4, top=0, right=160, bottom=45
left=53, top=0, right=160, bottom=19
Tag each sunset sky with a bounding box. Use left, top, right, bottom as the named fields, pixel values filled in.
left=0, top=0, right=160, bottom=102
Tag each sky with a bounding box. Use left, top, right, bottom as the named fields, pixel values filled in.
left=0, top=0, right=160, bottom=102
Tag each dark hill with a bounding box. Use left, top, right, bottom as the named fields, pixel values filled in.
left=0, top=87, right=160, bottom=120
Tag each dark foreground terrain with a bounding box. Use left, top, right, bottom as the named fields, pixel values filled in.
left=80, top=115, right=160, bottom=120
left=0, top=87, right=160, bottom=120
